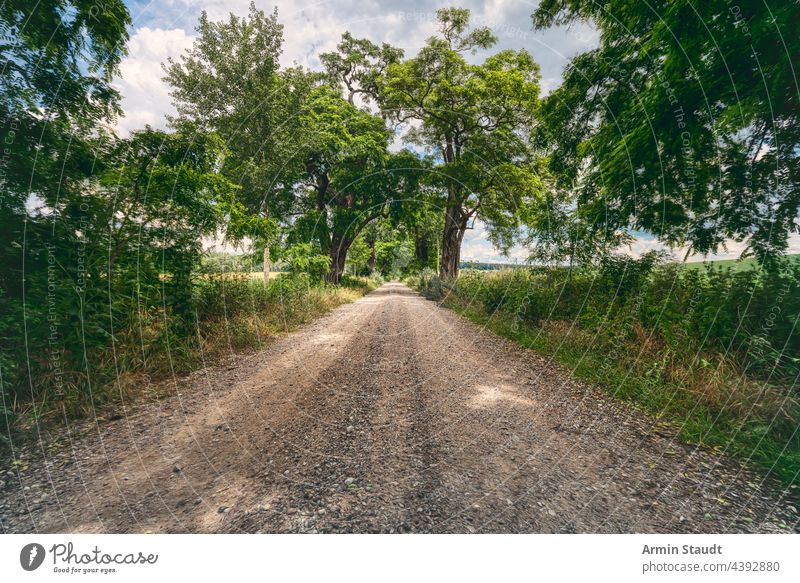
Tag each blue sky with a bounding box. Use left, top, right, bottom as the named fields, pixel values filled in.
left=115, top=0, right=798, bottom=262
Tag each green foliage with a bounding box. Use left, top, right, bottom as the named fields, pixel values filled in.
left=320, top=32, right=404, bottom=105
left=282, top=243, right=331, bottom=281
left=0, top=0, right=130, bottom=209
left=164, top=2, right=292, bottom=266
left=1, top=0, right=130, bottom=430
left=345, top=237, right=373, bottom=274
left=532, top=0, right=800, bottom=263
left=375, top=239, right=414, bottom=279
left=380, top=8, right=545, bottom=276
left=165, top=6, right=429, bottom=284
left=0, top=128, right=234, bottom=419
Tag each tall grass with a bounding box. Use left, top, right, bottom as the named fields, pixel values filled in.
left=412, top=257, right=800, bottom=486
left=2, top=273, right=377, bottom=444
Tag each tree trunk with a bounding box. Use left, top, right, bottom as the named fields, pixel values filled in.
left=439, top=205, right=467, bottom=279
left=262, top=245, right=270, bottom=284
left=325, top=235, right=351, bottom=285
left=367, top=240, right=377, bottom=274
left=414, top=232, right=430, bottom=267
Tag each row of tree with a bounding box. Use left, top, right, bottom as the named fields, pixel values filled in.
left=161, top=1, right=799, bottom=282
left=1, top=2, right=797, bottom=405
left=159, top=5, right=546, bottom=283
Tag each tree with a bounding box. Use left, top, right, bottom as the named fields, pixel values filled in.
left=282, top=243, right=331, bottom=281
left=345, top=235, right=374, bottom=275
left=98, top=128, right=235, bottom=323
left=1, top=0, right=131, bottom=288
left=2, top=124, right=233, bottom=407
left=532, top=0, right=800, bottom=264
left=380, top=8, right=545, bottom=278
left=320, top=32, right=404, bottom=106
left=164, top=2, right=287, bottom=282
left=289, top=87, right=425, bottom=283
left=165, top=7, right=422, bottom=285
left=0, top=0, right=131, bottom=406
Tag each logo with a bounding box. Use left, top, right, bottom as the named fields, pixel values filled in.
left=20, top=543, right=46, bottom=571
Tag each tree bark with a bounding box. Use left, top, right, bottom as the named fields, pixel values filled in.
left=414, top=232, right=430, bottom=267
left=263, top=245, right=270, bottom=284
left=440, top=206, right=468, bottom=279
left=367, top=240, right=377, bottom=274
left=325, top=235, right=352, bottom=285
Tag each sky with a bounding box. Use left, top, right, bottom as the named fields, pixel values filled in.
left=115, top=0, right=799, bottom=263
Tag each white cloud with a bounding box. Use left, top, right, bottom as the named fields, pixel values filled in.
left=461, top=220, right=529, bottom=264
left=113, top=27, right=194, bottom=135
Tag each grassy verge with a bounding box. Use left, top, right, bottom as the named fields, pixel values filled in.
left=4, top=274, right=379, bottom=448
left=410, top=266, right=799, bottom=489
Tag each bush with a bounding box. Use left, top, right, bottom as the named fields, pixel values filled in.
left=282, top=243, right=331, bottom=281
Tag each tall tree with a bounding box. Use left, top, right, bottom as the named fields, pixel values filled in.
left=532, top=0, right=800, bottom=264
left=289, top=86, right=425, bottom=283
left=164, top=2, right=287, bottom=282
left=381, top=8, right=545, bottom=278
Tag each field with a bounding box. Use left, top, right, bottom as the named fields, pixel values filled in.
left=681, top=254, right=800, bottom=272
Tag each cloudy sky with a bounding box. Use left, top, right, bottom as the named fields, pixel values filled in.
left=114, top=0, right=798, bottom=262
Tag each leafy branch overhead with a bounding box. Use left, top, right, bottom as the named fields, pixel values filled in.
left=532, top=0, right=800, bottom=264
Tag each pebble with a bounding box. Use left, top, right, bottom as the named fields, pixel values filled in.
left=344, top=477, right=355, bottom=486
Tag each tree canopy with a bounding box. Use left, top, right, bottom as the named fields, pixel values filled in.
left=379, top=8, right=546, bottom=277
left=532, top=0, right=800, bottom=264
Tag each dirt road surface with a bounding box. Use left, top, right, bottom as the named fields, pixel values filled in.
left=2, top=283, right=797, bottom=533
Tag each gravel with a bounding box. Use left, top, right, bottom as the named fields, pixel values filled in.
left=1, top=283, right=797, bottom=533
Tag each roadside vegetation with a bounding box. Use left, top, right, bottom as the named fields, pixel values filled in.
left=2, top=269, right=377, bottom=444
left=412, top=255, right=800, bottom=486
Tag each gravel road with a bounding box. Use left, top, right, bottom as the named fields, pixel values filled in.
left=2, top=283, right=797, bottom=533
